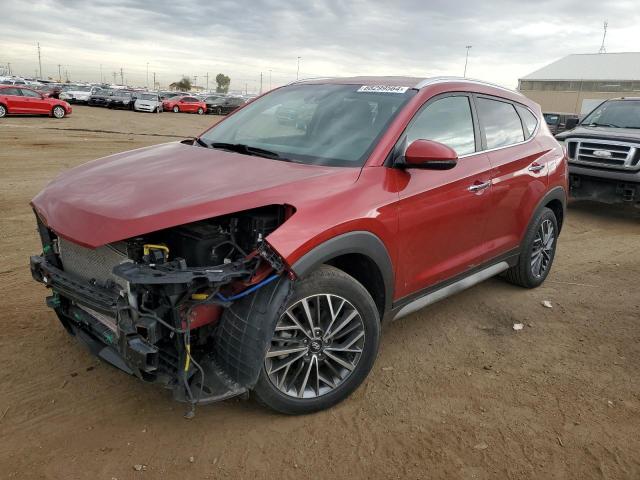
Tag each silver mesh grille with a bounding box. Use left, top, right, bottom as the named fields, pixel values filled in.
left=58, top=237, right=128, bottom=287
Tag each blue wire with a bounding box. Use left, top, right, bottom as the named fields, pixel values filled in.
left=216, top=274, right=279, bottom=302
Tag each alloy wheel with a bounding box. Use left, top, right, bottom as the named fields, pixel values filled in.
left=52, top=106, right=65, bottom=118
left=0, top=105, right=6, bottom=117
left=531, top=219, right=555, bottom=278
left=265, top=294, right=365, bottom=399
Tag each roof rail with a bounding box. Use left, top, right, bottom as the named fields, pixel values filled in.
left=414, top=76, right=519, bottom=95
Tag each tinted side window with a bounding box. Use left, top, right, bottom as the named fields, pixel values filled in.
left=516, top=105, right=538, bottom=139
left=477, top=98, right=524, bottom=149
left=1, top=88, right=21, bottom=96
left=20, top=89, right=41, bottom=98
left=405, top=96, right=476, bottom=155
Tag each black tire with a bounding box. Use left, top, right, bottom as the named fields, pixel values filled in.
left=252, top=265, right=381, bottom=414
left=0, top=103, right=7, bottom=117
left=173, top=105, right=180, bottom=113
left=52, top=105, right=66, bottom=119
left=504, top=207, right=558, bottom=288
left=215, top=107, right=222, bottom=115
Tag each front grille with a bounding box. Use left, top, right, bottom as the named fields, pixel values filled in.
left=567, top=138, right=640, bottom=171
left=58, top=237, right=129, bottom=287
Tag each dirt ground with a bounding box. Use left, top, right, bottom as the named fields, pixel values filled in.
left=1, top=106, right=639, bottom=480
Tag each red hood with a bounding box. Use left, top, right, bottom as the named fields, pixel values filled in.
left=32, top=142, right=360, bottom=248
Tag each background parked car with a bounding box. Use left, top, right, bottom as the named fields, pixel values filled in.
left=203, top=94, right=225, bottom=113
left=88, top=89, right=115, bottom=107
left=60, top=86, right=103, bottom=104
left=543, top=112, right=580, bottom=135
left=0, top=85, right=72, bottom=118
left=134, top=92, right=163, bottom=113
left=207, top=96, right=246, bottom=115
left=31, top=84, right=63, bottom=99
left=106, top=90, right=138, bottom=110
left=162, top=95, right=206, bottom=114
left=159, top=91, right=186, bottom=100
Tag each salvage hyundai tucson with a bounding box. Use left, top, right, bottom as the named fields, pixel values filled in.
left=30, top=76, right=567, bottom=414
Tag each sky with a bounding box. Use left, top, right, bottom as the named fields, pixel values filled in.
left=1, top=0, right=640, bottom=92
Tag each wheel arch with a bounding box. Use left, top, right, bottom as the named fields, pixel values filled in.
left=290, top=231, right=394, bottom=320
left=534, top=186, right=567, bottom=234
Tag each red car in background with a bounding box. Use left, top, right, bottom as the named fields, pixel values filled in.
left=0, top=86, right=72, bottom=118
left=162, top=95, right=206, bottom=114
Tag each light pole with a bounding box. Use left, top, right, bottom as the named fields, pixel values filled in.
left=463, top=45, right=472, bottom=77
left=296, top=56, right=301, bottom=80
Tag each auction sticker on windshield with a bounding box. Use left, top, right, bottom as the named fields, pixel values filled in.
left=357, top=85, right=410, bottom=94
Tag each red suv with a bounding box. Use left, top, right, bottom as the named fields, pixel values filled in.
left=0, top=86, right=72, bottom=118
left=162, top=95, right=206, bottom=114
left=30, top=77, right=567, bottom=414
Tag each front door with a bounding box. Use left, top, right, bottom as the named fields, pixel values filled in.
left=396, top=94, right=493, bottom=298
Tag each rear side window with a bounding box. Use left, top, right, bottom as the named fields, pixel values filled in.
left=476, top=98, right=524, bottom=149
left=20, top=89, right=41, bottom=98
left=516, top=105, right=538, bottom=139
left=1, top=88, right=21, bottom=96
left=405, top=96, right=476, bottom=156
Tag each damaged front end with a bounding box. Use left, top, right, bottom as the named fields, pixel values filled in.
left=30, top=205, right=294, bottom=408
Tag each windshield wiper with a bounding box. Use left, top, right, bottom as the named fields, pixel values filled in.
left=210, top=142, right=290, bottom=161
left=194, top=137, right=210, bottom=148
left=585, top=122, right=621, bottom=128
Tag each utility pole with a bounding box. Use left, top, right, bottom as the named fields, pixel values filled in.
left=245, top=83, right=248, bottom=95
left=65, top=69, right=69, bottom=82
left=7, top=63, right=11, bottom=75
left=57, top=64, right=62, bottom=82
left=37, top=42, right=42, bottom=79
left=146, top=62, right=149, bottom=89
left=120, top=67, right=124, bottom=85
left=100, top=64, right=103, bottom=83
left=205, top=72, right=209, bottom=91
left=463, top=45, right=472, bottom=77
left=153, top=72, right=156, bottom=90
left=260, top=72, right=263, bottom=94
left=296, top=56, right=301, bottom=80
left=269, top=69, right=272, bottom=90
left=598, top=20, right=608, bottom=54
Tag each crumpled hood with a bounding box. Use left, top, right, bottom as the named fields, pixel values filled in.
left=32, top=142, right=360, bottom=248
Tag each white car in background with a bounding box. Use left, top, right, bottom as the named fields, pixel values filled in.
left=134, top=93, right=163, bottom=113
left=60, top=86, right=102, bottom=103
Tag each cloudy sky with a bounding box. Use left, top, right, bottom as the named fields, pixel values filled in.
left=1, top=0, right=639, bottom=92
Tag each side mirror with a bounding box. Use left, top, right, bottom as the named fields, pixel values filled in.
left=565, top=118, right=579, bottom=130
left=403, top=139, right=458, bottom=170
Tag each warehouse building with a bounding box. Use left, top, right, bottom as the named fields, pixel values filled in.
left=518, top=52, right=640, bottom=114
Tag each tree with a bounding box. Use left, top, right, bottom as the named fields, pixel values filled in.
left=174, top=77, right=192, bottom=91
left=215, top=73, right=230, bottom=93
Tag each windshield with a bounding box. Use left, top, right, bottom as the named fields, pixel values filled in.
left=582, top=100, right=640, bottom=129
left=543, top=113, right=559, bottom=125
left=200, top=84, right=416, bottom=167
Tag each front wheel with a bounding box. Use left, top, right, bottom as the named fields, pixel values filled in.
left=504, top=207, right=558, bottom=288
left=197, top=107, right=204, bottom=115
left=0, top=104, right=6, bottom=117
left=252, top=265, right=381, bottom=414
left=173, top=105, right=179, bottom=113
left=52, top=106, right=66, bottom=119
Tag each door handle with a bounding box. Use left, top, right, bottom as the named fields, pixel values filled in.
left=468, top=181, right=491, bottom=193
left=528, top=163, right=544, bottom=173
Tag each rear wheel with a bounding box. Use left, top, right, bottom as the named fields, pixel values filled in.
left=0, top=104, right=6, bottom=117
left=504, top=207, right=558, bottom=288
left=197, top=107, right=204, bottom=115
left=215, top=107, right=222, bottom=115
left=173, top=105, right=179, bottom=113
left=252, top=265, right=381, bottom=414
left=52, top=106, right=66, bottom=119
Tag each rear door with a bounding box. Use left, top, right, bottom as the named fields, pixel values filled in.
left=183, top=97, right=198, bottom=112
left=2, top=87, right=26, bottom=113
left=475, top=96, right=547, bottom=259
left=396, top=93, right=494, bottom=297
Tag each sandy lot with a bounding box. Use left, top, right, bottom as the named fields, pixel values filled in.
left=1, top=106, right=639, bottom=480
